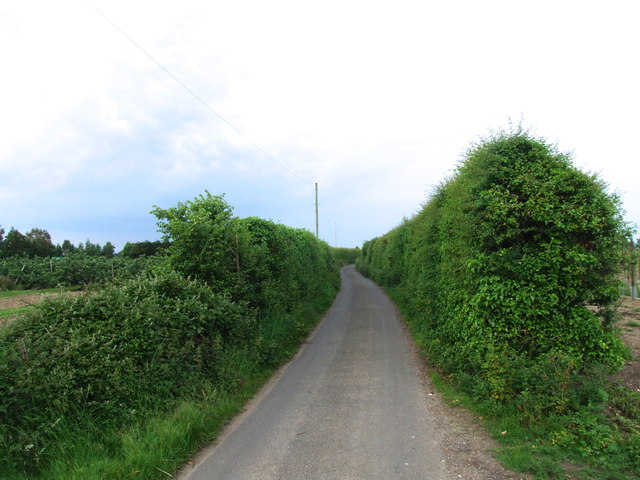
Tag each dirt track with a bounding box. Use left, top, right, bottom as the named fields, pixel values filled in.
left=617, top=297, right=640, bottom=392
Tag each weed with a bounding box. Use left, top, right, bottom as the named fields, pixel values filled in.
left=430, top=370, right=640, bottom=479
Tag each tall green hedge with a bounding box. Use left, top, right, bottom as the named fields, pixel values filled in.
left=1, top=193, right=340, bottom=474
left=358, top=129, right=631, bottom=414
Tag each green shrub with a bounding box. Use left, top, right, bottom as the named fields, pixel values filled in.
left=0, top=270, right=253, bottom=472
left=359, top=127, right=631, bottom=412
left=151, top=194, right=339, bottom=314
left=151, top=192, right=239, bottom=294
left=1, top=192, right=341, bottom=476
left=332, top=247, right=360, bottom=266
left=0, top=255, right=161, bottom=289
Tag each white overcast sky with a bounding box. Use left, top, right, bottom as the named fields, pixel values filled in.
left=1, top=0, right=638, bottom=249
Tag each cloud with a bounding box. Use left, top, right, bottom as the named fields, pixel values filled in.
left=1, top=0, right=639, bottom=250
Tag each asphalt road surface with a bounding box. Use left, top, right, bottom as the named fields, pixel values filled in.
left=181, top=265, right=446, bottom=480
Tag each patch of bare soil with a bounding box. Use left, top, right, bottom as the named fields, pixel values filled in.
left=617, top=297, right=640, bottom=392
left=0, top=291, right=81, bottom=327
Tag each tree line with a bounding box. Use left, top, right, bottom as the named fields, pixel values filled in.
left=0, top=226, right=115, bottom=258
left=0, top=225, right=168, bottom=259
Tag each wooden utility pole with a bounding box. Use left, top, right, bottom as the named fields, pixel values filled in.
left=632, top=239, right=637, bottom=301
left=315, top=183, right=319, bottom=238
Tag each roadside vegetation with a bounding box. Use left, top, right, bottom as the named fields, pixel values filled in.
left=0, top=192, right=351, bottom=479
left=357, top=128, right=639, bottom=479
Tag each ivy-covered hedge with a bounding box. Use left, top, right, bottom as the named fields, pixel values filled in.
left=358, top=130, right=631, bottom=415
left=1, top=193, right=340, bottom=474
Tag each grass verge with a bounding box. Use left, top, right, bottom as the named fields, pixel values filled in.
left=1, top=300, right=331, bottom=480
left=0, top=305, right=33, bottom=319
left=428, top=368, right=639, bottom=479
left=0, top=287, right=78, bottom=299
left=3, top=359, right=275, bottom=480
left=388, top=288, right=640, bottom=480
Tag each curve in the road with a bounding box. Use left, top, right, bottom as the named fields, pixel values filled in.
left=179, top=265, right=445, bottom=480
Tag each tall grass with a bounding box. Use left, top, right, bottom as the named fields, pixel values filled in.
left=7, top=382, right=252, bottom=479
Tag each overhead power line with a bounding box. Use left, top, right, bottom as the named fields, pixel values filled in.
left=85, top=0, right=308, bottom=183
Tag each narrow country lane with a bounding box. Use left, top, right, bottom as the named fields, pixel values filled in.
left=178, top=266, right=523, bottom=480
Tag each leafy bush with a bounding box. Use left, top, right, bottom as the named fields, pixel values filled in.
left=151, top=194, right=340, bottom=315
left=358, top=128, right=631, bottom=413
left=0, top=271, right=253, bottom=472
left=151, top=192, right=239, bottom=294
left=332, top=247, right=361, bottom=266
left=1, top=192, right=341, bottom=476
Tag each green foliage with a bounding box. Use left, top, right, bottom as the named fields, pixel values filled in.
left=151, top=193, right=340, bottom=308
left=1, top=192, right=341, bottom=477
left=358, top=127, right=639, bottom=477
left=0, top=254, right=161, bottom=289
left=101, top=242, right=115, bottom=259
left=151, top=192, right=238, bottom=293
left=0, top=226, right=116, bottom=259
left=358, top=128, right=631, bottom=412
left=1, top=228, right=29, bottom=257
left=25, top=229, right=55, bottom=258
left=332, top=247, right=360, bottom=266
left=0, top=271, right=253, bottom=472
left=235, top=217, right=339, bottom=313
left=119, top=240, right=169, bottom=258
left=430, top=368, right=640, bottom=479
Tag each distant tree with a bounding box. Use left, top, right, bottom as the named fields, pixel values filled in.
left=25, top=228, right=55, bottom=257
left=120, top=240, right=168, bottom=258
left=1, top=228, right=28, bottom=257
left=0, top=226, right=4, bottom=254
left=102, top=242, right=116, bottom=258
left=79, top=239, right=103, bottom=256
left=60, top=239, right=76, bottom=256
